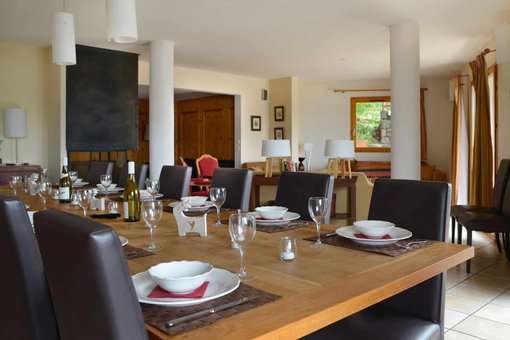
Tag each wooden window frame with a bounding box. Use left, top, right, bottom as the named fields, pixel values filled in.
left=350, top=96, right=391, bottom=153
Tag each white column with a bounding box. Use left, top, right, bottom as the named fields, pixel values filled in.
left=496, top=23, right=510, bottom=162
left=390, top=21, right=421, bottom=179
left=149, top=40, right=174, bottom=180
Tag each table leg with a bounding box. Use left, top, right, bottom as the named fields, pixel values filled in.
left=348, top=184, right=356, bottom=225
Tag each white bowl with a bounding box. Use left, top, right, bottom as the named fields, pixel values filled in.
left=97, top=183, right=117, bottom=189
left=148, top=261, right=213, bottom=293
left=181, top=196, right=208, bottom=207
left=353, top=220, right=395, bottom=238
left=255, top=206, right=288, bottom=220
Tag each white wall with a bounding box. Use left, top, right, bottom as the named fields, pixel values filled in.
left=298, top=77, right=452, bottom=173
left=139, top=61, right=269, bottom=163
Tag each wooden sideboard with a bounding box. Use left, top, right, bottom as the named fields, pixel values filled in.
left=0, top=165, right=42, bottom=185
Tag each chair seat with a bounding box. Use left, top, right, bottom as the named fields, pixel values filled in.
left=457, top=211, right=510, bottom=232
left=191, top=190, right=209, bottom=196
left=451, top=205, right=497, bottom=218
left=191, top=178, right=210, bottom=186
left=304, top=309, right=441, bottom=340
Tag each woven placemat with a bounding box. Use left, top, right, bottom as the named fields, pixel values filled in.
left=123, top=244, right=154, bottom=260
left=141, top=283, right=281, bottom=336
left=256, top=220, right=313, bottom=233
left=303, top=234, right=433, bottom=257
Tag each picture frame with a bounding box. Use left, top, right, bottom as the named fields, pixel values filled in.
left=274, top=106, right=285, bottom=121
left=251, top=115, right=261, bottom=131
left=274, top=127, right=284, bottom=140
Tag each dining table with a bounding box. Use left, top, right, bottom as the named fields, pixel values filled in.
left=8, top=188, right=474, bottom=340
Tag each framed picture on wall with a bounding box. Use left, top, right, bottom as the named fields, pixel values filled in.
left=251, top=115, right=261, bottom=131
left=274, top=127, right=284, bottom=140
left=274, top=106, right=285, bottom=121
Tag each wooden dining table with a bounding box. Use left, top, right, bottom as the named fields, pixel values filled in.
left=11, top=189, right=474, bottom=340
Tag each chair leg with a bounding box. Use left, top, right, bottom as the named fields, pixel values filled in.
left=504, top=233, right=510, bottom=262
left=451, top=217, right=456, bottom=243
left=495, top=232, right=502, bottom=253
left=466, top=230, right=472, bottom=274
left=457, top=223, right=463, bottom=244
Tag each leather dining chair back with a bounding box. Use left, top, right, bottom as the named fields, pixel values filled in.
left=211, top=168, right=254, bottom=211
left=86, top=160, right=114, bottom=185
left=159, top=165, right=192, bottom=199
left=118, top=162, right=149, bottom=189
left=34, top=209, right=148, bottom=340
left=274, top=172, right=334, bottom=223
left=492, top=159, right=510, bottom=211
left=0, top=195, right=59, bottom=340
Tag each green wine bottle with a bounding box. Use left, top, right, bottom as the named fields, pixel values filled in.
left=122, top=161, right=141, bottom=222
left=59, top=157, right=72, bottom=203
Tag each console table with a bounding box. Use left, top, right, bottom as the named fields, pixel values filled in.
left=250, top=174, right=358, bottom=224
left=0, top=165, right=42, bottom=185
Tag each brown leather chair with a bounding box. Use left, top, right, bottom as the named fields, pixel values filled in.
left=274, top=172, right=334, bottom=224
left=159, top=165, right=192, bottom=199
left=0, top=195, right=59, bottom=340
left=304, top=179, right=451, bottom=340
left=85, top=160, right=115, bottom=185
left=118, top=161, right=149, bottom=190
left=211, top=168, right=254, bottom=211
left=34, top=209, right=148, bottom=340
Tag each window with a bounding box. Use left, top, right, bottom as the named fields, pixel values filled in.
left=350, top=96, right=391, bottom=152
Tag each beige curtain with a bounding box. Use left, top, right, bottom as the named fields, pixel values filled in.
left=420, top=89, right=427, bottom=161
left=450, top=80, right=461, bottom=204
left=469, top=54, right=494, bottom=206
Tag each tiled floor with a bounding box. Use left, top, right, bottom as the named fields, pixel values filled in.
left=444, top=229, right=510, bottom=340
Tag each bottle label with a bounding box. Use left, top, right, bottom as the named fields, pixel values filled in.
left=59, top=187, right=70, bottom=200
left=123, top=202, right=129, bottom=219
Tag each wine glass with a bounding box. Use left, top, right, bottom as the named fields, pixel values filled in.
left=77, top=189, right=93, bottom=216
left=209, top=187, right=227, bottom=226
left=38, top=181, right=53, bottom=209
left=142, top=200, right=163, bottom=252
left=100, top=174, right=112, bottom=199
left=9, top=176, right=23, bottom=195
left=308, top=197, right=329, bottom=247
left=145, top=179, right=160, bottom=200
left=228, top=212, right=256, bottom=279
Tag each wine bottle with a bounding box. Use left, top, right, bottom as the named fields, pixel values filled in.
left=59, top=157, right=72, bottom=203
left=123, top=161, right=141, bottom=222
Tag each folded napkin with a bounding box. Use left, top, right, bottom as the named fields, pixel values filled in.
left=354, top=233, right=391, bottom=240
left=148, top=282, right=209, bottom=299
left=256, top=216, right=283, bottom=221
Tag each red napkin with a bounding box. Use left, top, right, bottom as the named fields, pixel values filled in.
left=148, top=281, right=209, bottom=299
left=354, top=233, right=391, bottom=240
left=256, top=216, right=283, bottom=220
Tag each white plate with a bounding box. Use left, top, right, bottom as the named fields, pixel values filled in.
left=97, top=187, right=124, bottom=194
left=73, top=181, right=89, bottom=187
left=169, top=201, right=215, bottom=210
left=132, top=268, right=240, bottom=307
left=336, top=226, right=413, bottom=245
left=140, top=190, right=164, bottom=201
left=118, top=235, right=128, bottom=247
left=247, top=211, right=300, bottom=225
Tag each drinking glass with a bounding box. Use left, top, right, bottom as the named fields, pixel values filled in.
left=209, top=187, right=227, bottom=226
left=280, top=237, right=298, bottom=262
left=145, top=179, right=160, bottom=199
left=228, top=212, right=256, bottom=279
left=9, top=176, right=23, bottom=195
left=38, top=181, right=53, bottom=209
left=77, top=190, right=93, bottom=216
left=69, top=171, right=78, bottom=184
left=142, top=200, right=163, bottom=252
left=308, top=197, right=329, bottom=247
left=100, top=174, right=112, bottom=199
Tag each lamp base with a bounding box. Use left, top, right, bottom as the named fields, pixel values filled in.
left=327, top=158, right=352, bottom=179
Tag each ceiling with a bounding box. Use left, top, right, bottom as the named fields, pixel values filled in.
left=1, top=0, right=509, bottom=81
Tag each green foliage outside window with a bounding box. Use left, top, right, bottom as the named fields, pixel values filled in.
left=355, top=101, right=391, bottom=147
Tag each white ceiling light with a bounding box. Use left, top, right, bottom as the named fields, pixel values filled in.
left=107, top=0, right=138, bottom=43
left=52, top=0, right=76, bottom=65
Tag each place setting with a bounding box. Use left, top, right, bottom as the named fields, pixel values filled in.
left=247, top=206, right=312, bottom=233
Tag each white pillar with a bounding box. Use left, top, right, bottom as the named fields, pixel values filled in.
left=496, top=23, right=510, bottom=161
left=390, top=21, right=421, bottom=180
left=149, top=40, right=174, bottom=180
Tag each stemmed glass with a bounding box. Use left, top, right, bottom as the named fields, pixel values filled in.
left=69, top=171, right=78, bottom=185
left=142, top=200, right=163, bottom=252
left=100, top=174, right=112, bottom=199
left=145, top=179, right=160, bottom=200
left=209, top=187, right=227, bottom=226
left=228, top=212, right=256, bottom=279
left=308, top=197, right=329, bottom=247
left=38, top=181, right=53, bottom=209
left=77, top=190, right=93, bottom=216
left=9, top=176, right=23, bottom=195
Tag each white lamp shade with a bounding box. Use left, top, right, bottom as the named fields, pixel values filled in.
left=324, top=139, right=355, bottom=159
left=4, top=108, right=27, bottom=138
left=52, top=12, right=76, bottom=66
left=262, top=140, right=291, bottom=157
left=496, top=23, right=510, bottom=64
left=107, top=0, right=138, bottom=43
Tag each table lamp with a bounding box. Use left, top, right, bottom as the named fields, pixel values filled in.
left=261, top=139, right=291, bottom=177
left=324, top=139, right=355, bottom=178
left=4, top=107, right=27, bottom=164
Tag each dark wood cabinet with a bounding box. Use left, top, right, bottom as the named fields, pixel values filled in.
left=0, top=165, right=43, bottom=185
